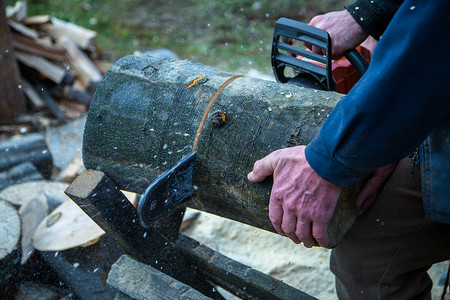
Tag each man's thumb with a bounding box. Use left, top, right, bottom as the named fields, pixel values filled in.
left=247, top=156, right=276, bottom=182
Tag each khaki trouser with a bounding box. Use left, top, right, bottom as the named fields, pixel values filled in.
left=331, top=157, right=450, bottom=299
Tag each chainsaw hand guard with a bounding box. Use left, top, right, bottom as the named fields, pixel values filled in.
left=271, top=17, right=368, bottom=92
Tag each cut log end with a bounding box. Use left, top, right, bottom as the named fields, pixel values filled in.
left=64, top=169, right=105, bottom=199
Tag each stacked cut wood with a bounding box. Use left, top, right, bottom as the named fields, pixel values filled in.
left=2, top=1, right=111, bottom=131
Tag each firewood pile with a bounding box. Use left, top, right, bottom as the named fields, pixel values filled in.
left=0, top=2, right=123, bottom=298
left=1, top=1, right=111, bottom=137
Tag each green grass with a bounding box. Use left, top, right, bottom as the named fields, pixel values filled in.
left=11, top=0, right=350, bottom=74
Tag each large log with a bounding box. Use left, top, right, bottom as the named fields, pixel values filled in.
left=83, top=55, right=365, bottom=248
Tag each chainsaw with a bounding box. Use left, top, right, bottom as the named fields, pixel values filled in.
left=138, top=18, right=370, bottom=227
left=271, top=17, right=369, bottom=93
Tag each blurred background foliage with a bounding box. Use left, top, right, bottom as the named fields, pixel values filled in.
left=9, top=0, right=351, bottom=74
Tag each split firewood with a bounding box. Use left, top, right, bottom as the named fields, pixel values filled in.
left=8, top=19, right=38, bottom=38
left=5, top=0, right=26, bottom=21
left=15, top=51, right=71, bottom=85
left=12, top=32, right=66, bottom=61
left=40, top=17, right=97, bottom=50
left=20, top=79, right=45, bottom=110
left=0, top=122, right=35, bottom=135
left=18, top=196, right=48, bottom=264
left=58, top=36, right=102, bottom=89
left=22, top=15, right=51, bottom=26
left=58, top=99, right=89, bottom=116
left=0, top=199, right=21, bottom=297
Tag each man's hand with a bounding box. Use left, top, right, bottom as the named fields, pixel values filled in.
left=247, top=146, right=341, bottom=247
left=307, top=10, right=368, bottom=59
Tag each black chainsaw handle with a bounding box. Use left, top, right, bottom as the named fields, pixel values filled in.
left=344, top=48, right=369, bottom=78
left=272, top=17, right=369, bottom=91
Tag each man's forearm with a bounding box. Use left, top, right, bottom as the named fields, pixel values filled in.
left=306, top=0, right=450, bottom=187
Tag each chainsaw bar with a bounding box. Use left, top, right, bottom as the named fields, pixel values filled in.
left=138, top=151, right=197, bottom=228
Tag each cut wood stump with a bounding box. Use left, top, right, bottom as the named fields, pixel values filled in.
left=83, top=55, right=365, bottom=248
left=0, top=199, right=21, bottom=297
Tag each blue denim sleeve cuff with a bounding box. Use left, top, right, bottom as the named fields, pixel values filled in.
left=305, top=137, right=369, bottom=188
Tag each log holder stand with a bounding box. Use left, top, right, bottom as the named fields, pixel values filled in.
left=64, top=169, right=317, bottom=300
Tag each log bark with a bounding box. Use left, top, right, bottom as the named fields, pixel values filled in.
left=83, top=55, right=366, bottom=248
left=0, top=161, right=44, bottom=191
left=0, top=199, right=21, bottom=297
left=0, top=133, right=53, bottom=178
left=0, top=0, right=26, bottom=120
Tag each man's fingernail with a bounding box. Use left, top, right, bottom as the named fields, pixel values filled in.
left=247, top=172, right=253, bottom=181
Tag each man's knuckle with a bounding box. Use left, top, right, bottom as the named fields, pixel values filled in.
left=268, top=212, right=280, bottom=224
left=281, top=225, right=294, bottom=236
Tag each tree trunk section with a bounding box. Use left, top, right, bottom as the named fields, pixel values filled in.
left=83, top=55, right=365, bottom=248
left=0, top=0, right=26, bottom=120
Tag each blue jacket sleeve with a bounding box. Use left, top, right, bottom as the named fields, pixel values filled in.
left=305, top=0, right=450, bottom=187
left=346, top=0, right=404, bottom=39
